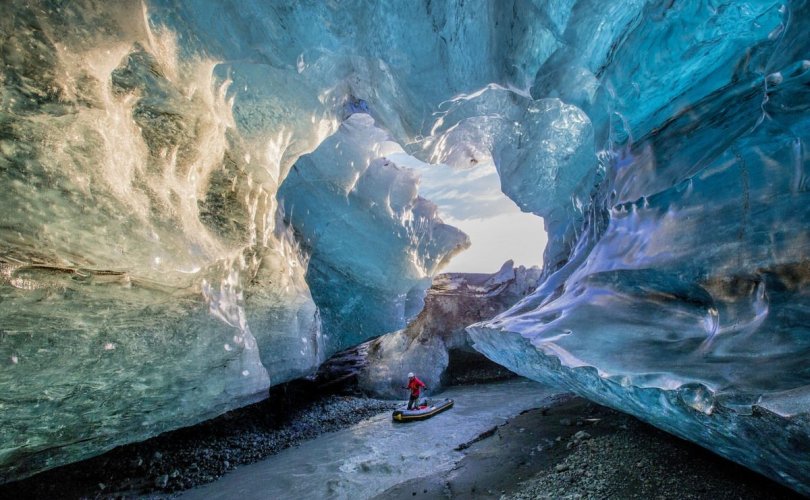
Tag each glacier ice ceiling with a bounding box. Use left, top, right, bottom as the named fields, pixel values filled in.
left=0, top=0, right=809, bottom=494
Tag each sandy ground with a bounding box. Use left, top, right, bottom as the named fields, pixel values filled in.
left=377, top=394, right=804, bottom=500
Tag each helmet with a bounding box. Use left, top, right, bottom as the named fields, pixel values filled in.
left=407, top=372, right=414, bottom=378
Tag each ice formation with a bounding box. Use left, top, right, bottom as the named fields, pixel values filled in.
left=356, top=260, right=542, bottom=398
left=466, top=1, right=810, bottom=494
left=0, top=0, right=472, bottom=480
left=0, top=0, right=809, bottom=494
left=278, top=113, right=468, bottom=350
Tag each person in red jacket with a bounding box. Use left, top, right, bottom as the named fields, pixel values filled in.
left=405, top=372, right=427, bottom=410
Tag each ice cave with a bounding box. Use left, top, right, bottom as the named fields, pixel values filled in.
left=0, top=0, right=809, bottom=497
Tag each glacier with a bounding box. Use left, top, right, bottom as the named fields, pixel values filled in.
left=0, top=0, right=474, bottom=481
left=465, top=1, right=810, bottom=495
left=0, top=0, right=809, bottom=495
left=278, top=112, right=468, bottom=350
left=356, top=260, right=542, bottom=399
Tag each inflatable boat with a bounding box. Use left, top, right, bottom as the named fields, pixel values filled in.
left=392, top=398, right=454, bottom=422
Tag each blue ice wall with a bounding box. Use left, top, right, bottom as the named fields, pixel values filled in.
left=0, top=0, right=497, bottom=481
left=1, top=0, right=809, bottom=493
left=468, top=0, right=810, bottom=494
left=277, top=113, right=468, bottom=350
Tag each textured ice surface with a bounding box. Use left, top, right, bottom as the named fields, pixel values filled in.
left=467, top=0, right=810, bottom=494
left=278, top=113, right=468, bottom=349
left=2, top=0, right=809, bottom=493
left=0, top=2, right=326, bottom=481
left=0, top=0, right=470, bottom=480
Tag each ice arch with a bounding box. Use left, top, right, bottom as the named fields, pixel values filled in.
left=0, top=0, right=549, bottom=480
left=0, top=1, right=809, bottom=495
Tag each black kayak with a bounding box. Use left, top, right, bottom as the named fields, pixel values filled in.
left=392, top=398, right=454, bottom=422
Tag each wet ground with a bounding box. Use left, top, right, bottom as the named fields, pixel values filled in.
left=181, top=379, right=557, bottom=499
left=380, top=396, right=803, bottom=500
left=4, top=378, right=803, bottom=499
left=1, top=387, right=398, bottom=499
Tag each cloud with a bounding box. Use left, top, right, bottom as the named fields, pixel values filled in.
left=387, top=153, right=546, bottom=272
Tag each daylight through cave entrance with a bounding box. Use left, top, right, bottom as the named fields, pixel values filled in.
left=276, top=106, right=547, bottom=348
left=404, top=156, right=547, bottom=274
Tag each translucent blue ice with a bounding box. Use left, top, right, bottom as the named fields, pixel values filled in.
left=468, top=0, right=810, bottom=494
left=1, top=0, right=809, bottom=494
left=278, top=113, right=468, bottom=350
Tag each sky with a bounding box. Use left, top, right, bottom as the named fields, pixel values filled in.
left=388, top=153, right=547, bottom=273
left=441, top=210, right=547, bottom=273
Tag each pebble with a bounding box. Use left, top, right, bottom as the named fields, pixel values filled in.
left=155, top=474, right=168, bottom=488
left=573, top=431, right=591, bottom=441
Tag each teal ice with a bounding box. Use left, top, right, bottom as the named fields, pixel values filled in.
left=0, top=0, right=808, bottom=494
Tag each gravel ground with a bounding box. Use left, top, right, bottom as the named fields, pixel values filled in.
left=6, top=383, right=804, bottom=500
left=379, top=395, right=804, bottom=500
left=1, top=383, right=397, bottom=499
left=506, top=418, right=803, bottom=500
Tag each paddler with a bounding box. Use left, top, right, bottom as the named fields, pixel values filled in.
left=404, top=372, right=427, bottom=410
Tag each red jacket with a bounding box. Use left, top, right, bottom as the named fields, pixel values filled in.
left=407, top=376, right=426, bottom=397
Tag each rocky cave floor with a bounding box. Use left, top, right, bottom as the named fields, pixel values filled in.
left=380, top=394, right=803, bottom=500
left=1, top=379, right=804, bottom=500
left=1, top=380, right=398, bottom=499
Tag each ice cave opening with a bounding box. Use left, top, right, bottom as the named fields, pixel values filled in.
left=277, top=105, right=548, bottom=276
left=397, top=154, right=547, bottom=273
